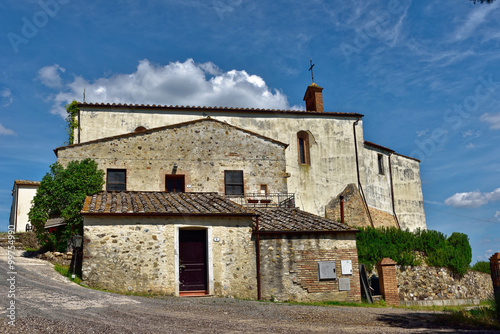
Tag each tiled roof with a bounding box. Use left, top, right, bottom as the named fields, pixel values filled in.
left=364, top=141, right=394, bottom=153
left=78, top=102, right=363, bottom=117
left=14, top=180, right=40, bottom=186
left=253, top=208, right=357, bottom=233
left=81, top=191, right=253, bottom=216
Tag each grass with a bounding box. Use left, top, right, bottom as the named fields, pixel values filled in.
left=434, top=300, right=500, bottom=331
left=53, top=264, right=83, bottom=285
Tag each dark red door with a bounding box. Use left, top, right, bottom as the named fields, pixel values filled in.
left=179, top=229, right=207, bottom=292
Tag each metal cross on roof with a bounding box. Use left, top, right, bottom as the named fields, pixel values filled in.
left=308, top=59, right=315, bottom=83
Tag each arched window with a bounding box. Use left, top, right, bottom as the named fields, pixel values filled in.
left=297, top=131, right=310, bottom=165
left=134, top=126, right=147, bottom=132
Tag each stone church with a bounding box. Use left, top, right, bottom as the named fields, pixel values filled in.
left=52, top=83, right=425, bottom=301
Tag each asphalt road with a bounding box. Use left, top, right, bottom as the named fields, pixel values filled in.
left=0, top=247, right=498, bottom=334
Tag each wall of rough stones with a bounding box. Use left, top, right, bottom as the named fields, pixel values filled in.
left=259, top=233, right=361, bottom=302
left=396, top=266, right=493, bottom=306
left=82, top=215, right=258, bottom=299
left=57, top=118, right=287, bottom=195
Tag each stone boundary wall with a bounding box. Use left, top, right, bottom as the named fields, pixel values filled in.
left=396, top=266, right=493, bottom=306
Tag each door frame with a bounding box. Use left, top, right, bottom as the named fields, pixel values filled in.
left=174, top=225, right=213, bottom=296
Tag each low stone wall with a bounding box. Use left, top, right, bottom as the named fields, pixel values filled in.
left=39, top=251, right=73, bottom=267
left=397, top=266, right=493, bottom=305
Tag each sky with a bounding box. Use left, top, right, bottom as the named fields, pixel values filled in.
left=1, top=0, right=499, bottom=264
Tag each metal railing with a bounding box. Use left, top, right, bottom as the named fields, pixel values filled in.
left=226, top=193, right=295, bottom=208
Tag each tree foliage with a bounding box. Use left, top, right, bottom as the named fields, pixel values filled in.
left=356, top=227, right=472, bottom=276
left=470, top=261, right=492, bottom=275
left=28, top=159, right=104, bottom=251
left=65, top=100, right=79, bottom=145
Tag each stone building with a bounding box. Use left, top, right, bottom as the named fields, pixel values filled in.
left=9, top=180, right=40, bottom=232
left=50, top=82, right=426, bottom=301
left=71, top=83, right=426, bottom=231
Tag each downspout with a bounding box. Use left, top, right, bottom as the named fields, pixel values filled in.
left=353, top=118, right=374, bottom=228
left=255, top=216, right=262, bottom=300
left=388, top=155, right=401, bottom=229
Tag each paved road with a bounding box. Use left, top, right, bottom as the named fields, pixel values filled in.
left=0, top=247, right=498, bottom=334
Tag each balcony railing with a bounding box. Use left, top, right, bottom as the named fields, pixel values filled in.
left=226, top=193, right=295, bottom=208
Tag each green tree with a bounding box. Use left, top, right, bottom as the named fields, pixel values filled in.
left=28, top=159, right=104, bottom=251
left=65, top=100, right=79, bottom=145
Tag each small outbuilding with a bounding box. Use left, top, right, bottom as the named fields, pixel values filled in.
left=81, top=191, right=360, bottom=302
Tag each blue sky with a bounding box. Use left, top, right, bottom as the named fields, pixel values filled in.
left=1, top=0, right=499, bottom=263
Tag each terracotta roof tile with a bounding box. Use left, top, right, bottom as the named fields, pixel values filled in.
left=14, top=180, right=41, bottom=186
left=254, top=208, right=357, bottom=232
left=82, top=191, right=253, bottom=216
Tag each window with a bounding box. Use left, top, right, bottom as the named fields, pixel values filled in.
left=377, top=154, right=385, bottom=175
left=297, top=131, right=310, bottom=165
left=165, top=175, right=185, bottom=193
left=224, top=171, right=244, bottom=195
left=260, top=184, right=268, bottom=196
left=107, top=169, right=126, bottom=191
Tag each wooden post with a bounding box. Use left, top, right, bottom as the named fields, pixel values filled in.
left=490, top=253, right=500, bottom=319
left=376, top=258, right=399, bottom=306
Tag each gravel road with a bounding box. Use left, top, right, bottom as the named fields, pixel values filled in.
left=0, top=247, right=498, bottom=334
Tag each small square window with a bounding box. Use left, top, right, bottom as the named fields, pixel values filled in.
left=107, top=169, right=126, bottom=191
left=166, top=175, right=185, bottom=193
left=225, top=171, right=244, bottom=195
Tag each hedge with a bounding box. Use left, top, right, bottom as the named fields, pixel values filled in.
left=356, top=227, right=472, bottom=276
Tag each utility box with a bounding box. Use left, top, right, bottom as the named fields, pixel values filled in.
left=341, top=260, right=353, bottom=275
left=339, top=278, right=351, bottom=291
left=317, top=261, right=336, bottom=280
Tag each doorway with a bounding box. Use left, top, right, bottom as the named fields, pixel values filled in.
left=179, top=229, right=207, bottom=295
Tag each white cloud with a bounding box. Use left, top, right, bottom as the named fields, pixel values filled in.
left=480, top=112, right=500, bottom=129
left=0, top=123, right=15, bottom=136
left=38, top=64, right=66, bottom=88
left=0, top=88, right=13, bottom=107
left=495, top=211, right=500, bottom=220
left=465, top=143, right=475, bottom=149
left=462, top=129, right=481, bottom=138
left=42, top=59, right=296, bottom=118
left=445, top=188, right=500, bottom=208
left=453, top=1, right=500, bottom=41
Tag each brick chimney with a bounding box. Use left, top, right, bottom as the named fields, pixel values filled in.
left=303, top=83, right=324, bottom=112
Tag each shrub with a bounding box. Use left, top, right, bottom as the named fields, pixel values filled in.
left=470, top=261, right=491, bottom=275
left=356, top=227, right=472, bottom=275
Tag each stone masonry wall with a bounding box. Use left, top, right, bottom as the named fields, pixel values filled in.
left=325, top=183, right=397, bottom=229
left=397, top=266, right=493, bottom=305
left=259, top=233, right=360, bottom=302
left=82, top=215, right=257, bottom=299
left=58, top=119, right=287, bottom=195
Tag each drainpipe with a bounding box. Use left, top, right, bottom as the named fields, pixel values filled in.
left=340, top=195, right=345, bottom=225
left=388, top=155, right=401, bottom=229
left=255, top=216, right=262, bottom=300
left=353, top=118, right=374, bottom=228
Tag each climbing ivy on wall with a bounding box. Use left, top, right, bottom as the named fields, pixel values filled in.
left=356, top=227, right=472, bottom=276
left=65, top=100, right=79, bottom=145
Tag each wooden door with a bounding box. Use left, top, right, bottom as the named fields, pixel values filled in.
left=179, top=229, right=207, bottom=292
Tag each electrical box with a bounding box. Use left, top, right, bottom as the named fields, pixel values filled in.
left=339, top=278, right=351, bottom=291
left=341, top=260, right=353, bottom=275
left=317, top=261, right=336, bottom=280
